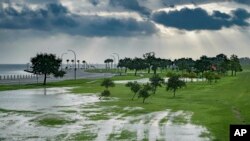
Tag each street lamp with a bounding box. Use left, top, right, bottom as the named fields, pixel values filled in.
left=112, top=53, right=120, bottom=68
left=110, top=55, right=116, bottom=69
left=68, top=50, right=77, bottom=80
left=61, top=53, right=67, bottom=70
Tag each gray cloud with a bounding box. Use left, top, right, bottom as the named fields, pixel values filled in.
left=0, top=3, right=157, bottom=36
left=152, top=8, right=250, bottom=31
left=109, top=0, right=151, bottom=16
left=234, top=0, right=250, bottom=5
left=88, top=0, right=100, bottom=6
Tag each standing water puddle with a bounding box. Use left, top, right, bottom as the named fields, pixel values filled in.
left=0, top=87, right=210, bottom=141
left=114, top=77, right=204, bottom=84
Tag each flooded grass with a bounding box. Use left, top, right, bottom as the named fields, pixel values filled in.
left=0, top=87, right=210, bottom=141
left=32, top=115, right=77, bottom=126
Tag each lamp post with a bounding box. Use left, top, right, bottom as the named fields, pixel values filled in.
left=68, top=50, right=76, bottom=80
left=110, top=55, right=116, bottom=69
left=112, top=53, right=120, bottom=68
left=61, top=53, right=67, bottom=70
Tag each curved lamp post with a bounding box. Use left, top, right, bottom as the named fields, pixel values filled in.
left=61, top=53, right=67, bottom=70
left=112, top=53, right=120, bottom=68
left=110, top=55, right=116, bottom=69
left=68, top=50, right=76, bottom=80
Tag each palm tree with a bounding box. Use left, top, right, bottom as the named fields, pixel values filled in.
left=77, top=60, right=80, bottom=69
left=82, top=60, right=86, bottom=69
left=66, top=59, right=69, bottom=69
left=71, top=59, right=74, bottom=69
left=110, top=59, right=114, bottom=69
left=166, top=75, right=186, bottom=97
left=126, top=81, right=141, bottom=100
left=104, top=59, right=109, bottom=69
left=149, top=74, right=164, bottom=94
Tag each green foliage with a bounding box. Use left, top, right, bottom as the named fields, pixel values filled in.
left=31, top=53, right=65, bottom=85
left=188, top=72, right=197, bottom=82
left=101, top=78, right=115, bottom=89
left=230, top=54, right=242, bottom=76
left=166, top=72, right=177, bottom=77
left=204, top=72, right=215, bottom=84
left=166, top=75, right=186, bottom=97
left=100, top=90, right=111, bottom=99
left=149, top=74, right=164, bottom=94
left=125, top=81, right=141, bottom=100
left=138, top=83, right=152, bottom=103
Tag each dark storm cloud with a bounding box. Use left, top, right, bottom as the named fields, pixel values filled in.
left=234, top=0, right=250, bottom=5
left=0, top=0, right=59, bottom=4
left=109, top=0, right=151, bottom=16
left=89, top=0, right=100, bottom=6
left=152, top=8, right=250, bottom=31
left=0, top=3, right=157, bottom=36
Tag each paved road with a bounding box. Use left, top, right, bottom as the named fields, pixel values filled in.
left=0, top=70, right=115, bottom=85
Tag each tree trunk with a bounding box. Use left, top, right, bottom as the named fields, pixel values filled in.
left=231, top=70, right=234, bottom=76
left=143, top=98, right=146, bottom=103
left=173, top=90, right=176, bottom=97
left=153, top=87, right=156, bottom=94
left=125, top=68, right=127, bottom=73
left=132, top=93, right=136, bottom=100
left=154, top=69, right=156, bottom=75
left=148, top=67, right=150, bottom=74
left=43, top=73, right=47, bottom=85
left=135, top=70, right=137, bottom=76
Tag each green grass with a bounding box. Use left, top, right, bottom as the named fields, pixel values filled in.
left=1, top=70, right=250, bottom=140
left=33, top=116, right=76, bottom=126
left=73, top=71, right=250, bottom=141
left=0, top=108, right=40, bottom=114
left=108, top=130, right=136, bottom=140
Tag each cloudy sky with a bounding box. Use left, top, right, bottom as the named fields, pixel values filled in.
left=0, top=0, right=250, bottom=64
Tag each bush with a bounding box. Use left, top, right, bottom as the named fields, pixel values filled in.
left=99, top=90, right=111, bottom=99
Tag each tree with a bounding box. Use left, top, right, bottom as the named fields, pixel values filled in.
left=188, top=72, right=197, bottom=82
left=100, top=78, right=115, bottom=99
left=66, top=59, right=69, bottom=69
left=194, top=56, right=212, bottom=77
left=71, top=59, right=74, bottom=69
left=143, top=52, right=156, bottom=74
left=77, top=60, right=80, bottom=69
left=129, top=58, right=147, bottom=76
left=215, top=54, right=230, bottom=74
left=204, top=71, right=215, bottom=84
left=149, top=74, right=164, bottom=94
left=125, top=81, right=141, bottom=100
left=101, top=78, right=115, bottom=89
left=118, top=58, right=132, bottom=73
left=151, top=58, right=162, bottom=75
left=166, top=75, right=186, bottom=97
left=229, top=54, right=242, bottom=76
left=82, top=60, right=86, bottom=69
left=138, top=83, right=152, bottom=103
left=31, top=53, right=65, bottom=85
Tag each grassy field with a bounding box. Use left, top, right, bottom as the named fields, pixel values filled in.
left=0, top=69, right=250, bottom=140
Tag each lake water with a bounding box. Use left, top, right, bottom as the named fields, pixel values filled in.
left=0, top=87, right=211, bottom=141
left=0, top=64, right=29, bottom=75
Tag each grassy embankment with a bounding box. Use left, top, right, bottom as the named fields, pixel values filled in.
left=0, top=68, right=250, bottom=140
